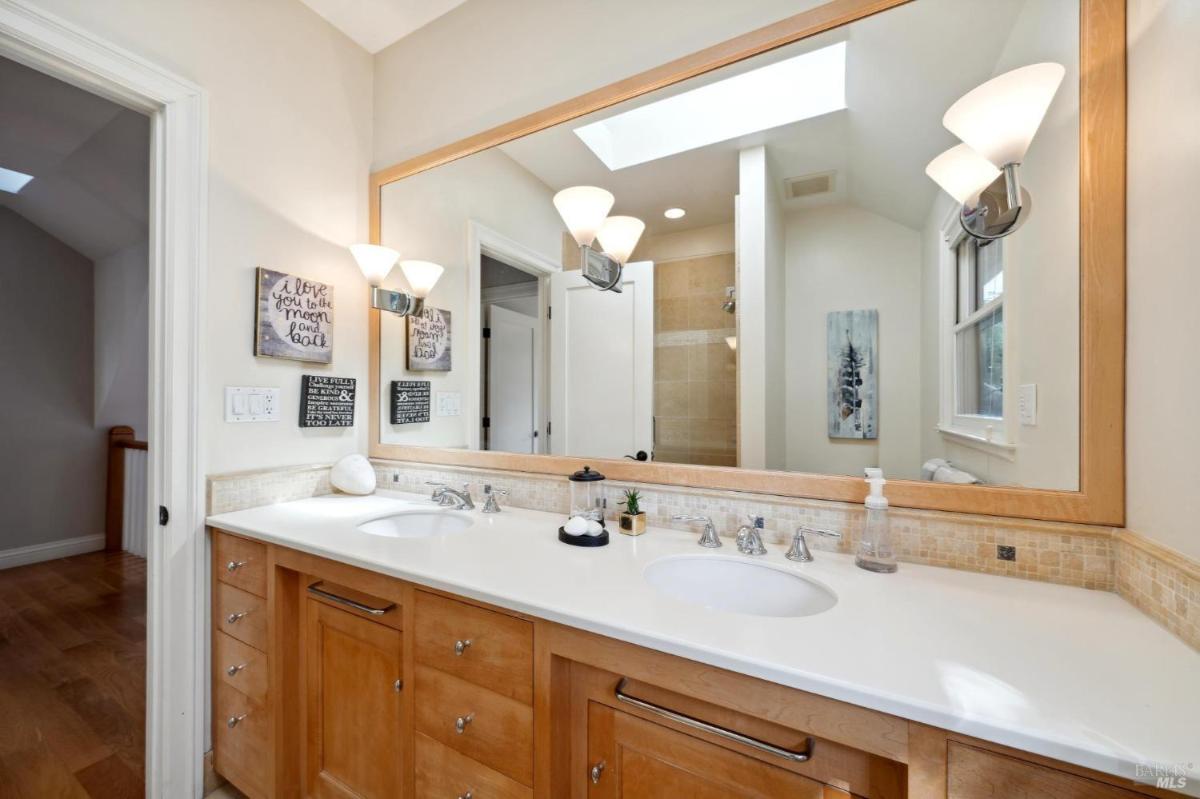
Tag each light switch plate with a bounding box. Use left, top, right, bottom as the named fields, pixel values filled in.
left=1018, top=383, right=1037, bottom=426
left=435, top=391, right=461, bottom=417
left=225, top=386, right=281, bottom=422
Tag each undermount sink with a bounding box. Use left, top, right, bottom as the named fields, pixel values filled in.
left=357, top=510, right=474, bottom=538
left=644, top=555, right=837, bottom=618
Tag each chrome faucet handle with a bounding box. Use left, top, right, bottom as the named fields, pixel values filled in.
left=786, top=526, right=842, bottom=562
left=426, top=481, right=450, bottom=504
left=736, top=515, right=767, bottom=556
left=672, top=514, right=721, bottom=549
left=481, top=484, right=508, bottom=513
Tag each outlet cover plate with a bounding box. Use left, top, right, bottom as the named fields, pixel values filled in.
left=225, top=386, right=281, bottom=422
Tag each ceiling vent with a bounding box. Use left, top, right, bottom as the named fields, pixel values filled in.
left=784, top=170, right=836, bottom=199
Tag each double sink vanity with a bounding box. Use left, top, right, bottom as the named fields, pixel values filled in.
left=207, top=490, right=1197, bottom=798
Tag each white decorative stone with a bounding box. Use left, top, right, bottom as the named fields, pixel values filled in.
left=330, top=454, right=376, bottom=496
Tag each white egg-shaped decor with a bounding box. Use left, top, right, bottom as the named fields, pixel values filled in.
left=330, top=454, right=376, bottom=496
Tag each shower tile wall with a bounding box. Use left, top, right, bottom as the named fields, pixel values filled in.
left=653, top=253, right=738, bottom=466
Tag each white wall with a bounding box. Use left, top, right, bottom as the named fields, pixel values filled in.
left=736, top=147, right=768, bottom=469
left=378, top=148, right=562, bottom=448
left=0, top=209, right=105, bottom=550
left=785, top=205, right=923, bottom=478
left=637, top=222, right=735, bottom=264
left=1126, top=0, right=1200, bottom=559
left=35, top=0, right=375, bottom=474
left=763, top=152, right=788, bottom=471
left=372, top=0, right=827, bottom=170
left=94, top=240, right=149, bottom=436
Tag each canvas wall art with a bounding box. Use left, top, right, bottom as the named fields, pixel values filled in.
left=254, top=267, right=333, bottom=363
left=407, top=306, right=452, bottom=371
left=827, top=309, right=878, bottom=440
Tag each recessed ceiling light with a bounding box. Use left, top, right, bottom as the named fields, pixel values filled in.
left=574, top=41, right=846, bottom=171
left=664, top=208, right=686, bottom=220
left=0, top=166, right=34, bottom=194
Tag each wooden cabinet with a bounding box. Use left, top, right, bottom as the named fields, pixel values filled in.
left=208, top=529, right=1184, bottom=799
left=304, top=593, right=404, bottom=799
left=586, top=703, right=847, bottom=798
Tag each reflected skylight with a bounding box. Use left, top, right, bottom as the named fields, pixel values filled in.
left=575, top=41, right=847, bottom=171
left=0, top=166, right=34, bottom=194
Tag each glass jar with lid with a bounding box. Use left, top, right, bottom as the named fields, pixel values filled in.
left=568, top=465, right=606, bottom=522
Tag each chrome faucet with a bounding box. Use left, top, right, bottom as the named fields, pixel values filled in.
left=736, top=515, right=768, bottom=556
left=481, top=484, right=508, bottom=513
left=786, top=526, right=842, bottom=562
left=672, top=514, right=721, bottom=548
left=429, top=482, right=474, bottom=510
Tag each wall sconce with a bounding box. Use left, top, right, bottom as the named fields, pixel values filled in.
left=925, top=62, right=1065, bottom=241
left=552, top=186, right=644, bottom=292
left=350, top=244, right=444, bottom=316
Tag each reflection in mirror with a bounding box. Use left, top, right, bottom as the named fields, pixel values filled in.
left=378, top=0, right=1080, bottom=490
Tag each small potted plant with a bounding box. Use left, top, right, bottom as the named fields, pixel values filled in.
left=618, top=488, right=647, bottom=536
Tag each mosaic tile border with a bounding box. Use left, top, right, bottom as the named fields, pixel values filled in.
left=1116, top=530, right=1200, bottom=652
left=207, top=463, right=333, bottom=515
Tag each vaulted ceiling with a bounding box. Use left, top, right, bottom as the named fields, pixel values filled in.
left=297, top=0, right=466, bottom=54
left=0, top=55, right=148, bottom=262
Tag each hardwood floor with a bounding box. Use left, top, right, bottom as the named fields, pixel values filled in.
left=0, top=550, right=146, bottom=798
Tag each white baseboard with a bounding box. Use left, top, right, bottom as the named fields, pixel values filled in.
left=0, top=534, right=105, bottom=571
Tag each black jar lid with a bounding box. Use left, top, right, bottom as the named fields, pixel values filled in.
left=569, top=465, right=606, bottom=482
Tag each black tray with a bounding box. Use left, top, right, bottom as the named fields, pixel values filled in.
left=558, top=526, right=609, bottom=547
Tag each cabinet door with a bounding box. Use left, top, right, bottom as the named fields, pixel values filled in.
left=305, top=599, right=404, bottom=799
left=586, top=702, right=848, bottom=798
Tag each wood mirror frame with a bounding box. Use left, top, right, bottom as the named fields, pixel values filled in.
left=369, top=0, right=1125, bottom=525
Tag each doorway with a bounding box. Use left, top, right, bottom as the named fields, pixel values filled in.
left=480, top=254, right=545, bottom=454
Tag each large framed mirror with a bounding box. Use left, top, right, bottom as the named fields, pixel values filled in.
left=369, top=0, right=1124, bottom=525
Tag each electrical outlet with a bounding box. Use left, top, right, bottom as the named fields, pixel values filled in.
left=997, top=545, right=1017, bottom=562
left=225, top=387, right=281, bottom=422
left=436, top=391, right=462, bottom=417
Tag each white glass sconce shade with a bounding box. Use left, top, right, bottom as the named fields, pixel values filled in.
left=943, top=62, right=1065, bottom=167
left=595, top=215, right=645, bottom=265
left=553, top=186, right=615, bottom=247
left=925, top=144, right=1002, bottom=206
left=398, top=260, right=444, bottom=298
left=350, top=244, right=400, bottom=286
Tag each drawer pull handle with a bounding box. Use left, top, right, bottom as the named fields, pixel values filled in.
left=226, top=663, right=247, bottom=677
left=455, top=713, right=474, bottom=734
left=226, top=713, right=247, bottom=729
left=226, top=560, right=248, bottom=572
left=226, top=611, right=248, bottom=624
left=394, top=679, right=403, bottom=693
left=614, top=678, right=814, bottom=763
left=458, top=792, right=473, bottom=799
left=454, top=639, right=472, bottom=656
left=307, top=581, right=396, bottom=616
left=590, top=760, right=606, bottom=784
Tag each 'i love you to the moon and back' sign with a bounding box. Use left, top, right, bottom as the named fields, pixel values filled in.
left=255, top=267, right=334, bottom=363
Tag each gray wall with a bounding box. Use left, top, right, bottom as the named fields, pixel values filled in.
left=0, top=207, right=105, bottom=550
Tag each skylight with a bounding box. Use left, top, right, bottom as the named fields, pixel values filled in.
left=575, top=41, right=847, bottom=171
left=0, top=166, right=34, bottom=194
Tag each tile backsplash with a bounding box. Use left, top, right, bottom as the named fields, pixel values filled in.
left=204, top=459, right=1198, bottom=653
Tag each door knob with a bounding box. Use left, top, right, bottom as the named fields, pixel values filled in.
left=454, top=639, right=472, bottom=656
left=590, top=760, right=606, bottom=783
left=226, top=663, right=246, bottom=677
left=455, top=713, right=474, bottom=734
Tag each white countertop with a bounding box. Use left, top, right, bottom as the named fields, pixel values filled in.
left=208, top=492, right=1200, bottom=792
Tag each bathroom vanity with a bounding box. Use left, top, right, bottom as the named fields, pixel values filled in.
left=207, top=494, right=1196, bottom=798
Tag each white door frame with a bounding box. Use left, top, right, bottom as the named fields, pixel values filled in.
left=464, top=220, right=560, bottom=450
left=0, top=2, right=208, bottom=797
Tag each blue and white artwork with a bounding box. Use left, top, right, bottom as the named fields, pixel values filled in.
left=827, top=309, right=878, bottom=440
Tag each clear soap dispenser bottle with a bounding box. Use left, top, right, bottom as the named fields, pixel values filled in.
left=856, top=468, right=897, bottom=573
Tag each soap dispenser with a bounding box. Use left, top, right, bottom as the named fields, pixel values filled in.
left=856, top=468, right=897, bottom=573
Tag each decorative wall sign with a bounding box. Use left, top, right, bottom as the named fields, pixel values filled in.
left=255, top=267, right=333, bottom=363
left=827, top=309, right=878, bottom=440
left=407, top=306, right=451, bottom=371
left=299, top=375, right=356, bottom=428
left=390, top=380, right=431, bottom=424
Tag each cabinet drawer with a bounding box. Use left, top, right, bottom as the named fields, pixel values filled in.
left=214, top=680, right=270, bottom=799
left=215, top=531, right=268, bottom=597
left=415, top=732, right=531, bottom=799
left=216, top=581, right=268, bottom=651
left=414, top=664, right=533, bottom=786
left=215, top=630, right=268, bottom=704
left=415, top=590, right=533, bottom=704
left=948, top=743, right=1146, bottom=799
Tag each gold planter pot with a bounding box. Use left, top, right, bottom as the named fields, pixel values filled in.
left=619, top=512, right=647, bottom=536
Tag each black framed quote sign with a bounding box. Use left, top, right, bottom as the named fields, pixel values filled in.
left=391, top=380, right=430, bottom=424
left=299, top=375, right=356, bottom=428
